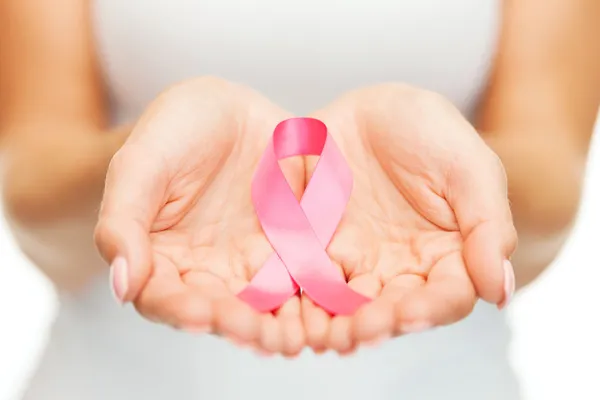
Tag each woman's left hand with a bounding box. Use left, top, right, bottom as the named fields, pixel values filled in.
left=302, top=84, right=518, bottom=354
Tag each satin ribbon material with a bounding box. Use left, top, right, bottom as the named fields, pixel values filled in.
left=237, top=117, right=371, bottom=316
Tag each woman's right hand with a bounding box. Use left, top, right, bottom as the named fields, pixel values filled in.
left=94, top=77, right=306, bottom=356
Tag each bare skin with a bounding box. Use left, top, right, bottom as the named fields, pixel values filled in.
left=478, top=0, right=600, bottom=284
left=1, top=0, right=599, bottom=355
left=95, top=79, right=307, bottom=356
left=94, top=79, right=515, bottom=356
left=302, top=86, right=515, bottom=353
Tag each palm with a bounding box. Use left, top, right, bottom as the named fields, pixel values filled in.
left=331, top=120, right=464, bottom=286
left=98, top=79, right=305, bottom=355
left=150, top=134, right=268, bottom=301
left=303, top=86, right=513, bottom=353
left=147, top=124, right=304, bottom=353
left=98, top=81, right=516, bottom=356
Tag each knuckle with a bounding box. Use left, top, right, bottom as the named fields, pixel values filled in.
left=506, top=223, right=519, bottom=254
left=487, top=150, right=507, bottom=179
left=374, top=82, right=417, bottom=98
left=408, top=87, right=456, bottom=115
left=161, top=75, right=234, bottom=107
left=103, top=150, right=131, bottom=189
left=106, top=146, right=132, bottom=174
left=485, top=150, right=510, bottom=195
left=186, top=75, right=230, bottom=90
left=92, top=219, right=110, bottom=247
left=414, top=87, right=447, bottom=105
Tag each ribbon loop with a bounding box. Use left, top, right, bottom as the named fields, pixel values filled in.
left=238, top=118, right=370, bottom=316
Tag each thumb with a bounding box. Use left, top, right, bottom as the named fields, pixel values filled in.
left=446, top=148, right=517, bottom=308
left=94, top=144, right=168, bottom=303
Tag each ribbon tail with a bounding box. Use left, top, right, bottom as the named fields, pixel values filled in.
left=237, top=252, right=299, bottom=312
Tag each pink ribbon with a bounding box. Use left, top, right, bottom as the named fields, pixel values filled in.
left=237, top=117, right=371, bottom=316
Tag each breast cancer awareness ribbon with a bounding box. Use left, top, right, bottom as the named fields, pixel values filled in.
left=237, top=117, right=371, bottom=316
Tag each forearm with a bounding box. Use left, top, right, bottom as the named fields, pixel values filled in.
left=1, top=123, right=128, bottom=224
left=1, top=123, right=129, bottom=291
left=0, top=0, right=134, bottom=291
left=474, top=0, right=600, bottom=288
left=484, top=128, right=589, bottom=287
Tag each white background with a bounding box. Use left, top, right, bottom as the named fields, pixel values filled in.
left=0, top=121, right=598, bottom=399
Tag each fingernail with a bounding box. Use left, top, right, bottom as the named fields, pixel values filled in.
left=109, top=257, right=129, bottom=304
left=498, top=260, right=516, bottom=310
left=401, top=322, right=432, bottom=334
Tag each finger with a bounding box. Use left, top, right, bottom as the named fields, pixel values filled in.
left=212, top=296, right=263, bottom=345
left=301, top=294, right=331, bottom=353
left=301, top=260, right=347, bottom=353
left=134, top=264, right=213, bottom=331
left=394, top=252, right=476, bottom=333
left=227, top=271, right=282, bottom=353
left=257, top=314, right=281, bottom=356
left=352, top=274, right=424, bottom=344
left=328, top=317, right=353, bottom=354
left=275, top=294, right=305, bottom=357
left=226, top=276, right=282, bottom=354
left=183, top=270, right=263, bottom=345
left=446, top=146, right=518, bottom=306
left=329, top=274, right=382, bottom=354
left=95, top=144, right=169, bottom=303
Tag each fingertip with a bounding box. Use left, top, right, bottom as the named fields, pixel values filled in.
left=214, top=296, right=262, bottom=344
left=505, top=223, right=519, bottom=258
left=446, top=145, right=517, bottom=304
left=109, top=256, right=128, bottom=305
left=301, top=295, right=330, bottom=352
left=462, top=220, right=508, bottom=304
left=258, top=314, right=281, bottom=354
left=93, top=216, right=120, bottom=263
left=352, top=299, right=394, bottom=343
left=276, top=295, right=305, bottom=357
left=327, top=316, right=353, bottom=354
left=281, top=317, right=305, bottom=357
left=95, top=216, right=153, bottom=302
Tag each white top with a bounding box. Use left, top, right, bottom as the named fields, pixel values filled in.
left=23, top=1, right=521, bottom=399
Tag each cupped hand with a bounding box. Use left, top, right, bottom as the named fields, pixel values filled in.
left=302, top=84, right=517, bottom=354
left=94, top=77, right=306, bottom=356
